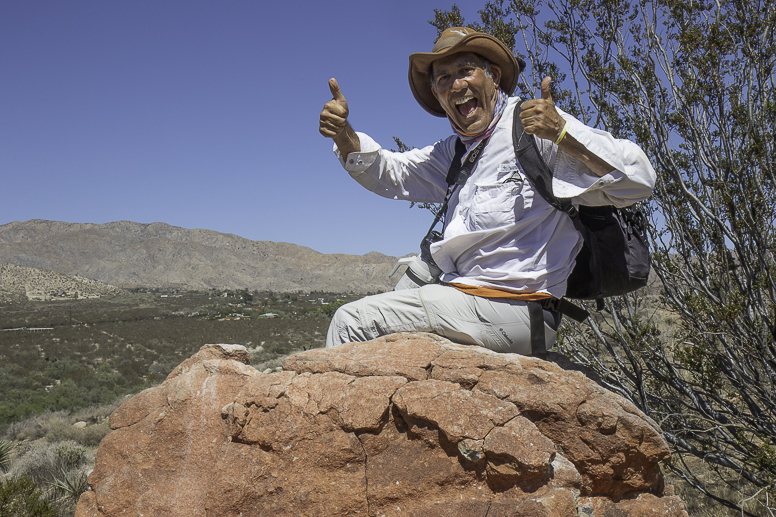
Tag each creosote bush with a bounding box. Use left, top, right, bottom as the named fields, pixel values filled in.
left=432, top=1, right=774, bottom=514
left=0, top=476, right=56, bottom=517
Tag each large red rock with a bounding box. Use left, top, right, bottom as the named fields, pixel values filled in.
left=76, top=333, right=687, bottom=516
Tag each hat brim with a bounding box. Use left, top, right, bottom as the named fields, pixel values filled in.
left=409, top=33, right=525, bottom=117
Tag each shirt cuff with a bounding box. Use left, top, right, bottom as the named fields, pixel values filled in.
left=334, top=132, right=380, bottom=173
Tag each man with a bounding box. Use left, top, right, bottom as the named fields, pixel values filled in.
left=319, top=27, right=655, bottom=355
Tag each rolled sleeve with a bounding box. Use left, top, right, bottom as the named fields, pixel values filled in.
left=333, top=131, right=453, bottom=203
left=550, top=115, right=656, bottom=207
left=334, top=132, right=380, bottom=173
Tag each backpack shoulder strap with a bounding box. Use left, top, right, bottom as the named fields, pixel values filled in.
left=445, top=138, right=467, bottom=186
left=512, top=101, right=569, bottom=212
left=511, top=101, right=604, bottom=308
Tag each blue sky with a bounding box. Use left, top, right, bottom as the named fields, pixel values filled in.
left=1, top=1, right=505, bottom=257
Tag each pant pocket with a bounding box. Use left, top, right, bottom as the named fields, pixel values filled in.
left=472, top=298, right=533, bottom=355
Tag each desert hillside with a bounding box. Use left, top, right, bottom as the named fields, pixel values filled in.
left=0, top=220, right=402, bottom=293
left=0, top=262, right=122, bottom=302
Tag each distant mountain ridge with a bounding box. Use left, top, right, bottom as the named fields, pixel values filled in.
left=0, top=220, right=401, bottom=293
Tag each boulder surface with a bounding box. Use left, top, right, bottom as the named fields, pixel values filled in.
left=76, top=333, right=687, bottom=516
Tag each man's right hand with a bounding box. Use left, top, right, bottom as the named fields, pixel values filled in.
left=319, top=78, right=360, bottom=157
left=319, top=78, right=349, bottom=138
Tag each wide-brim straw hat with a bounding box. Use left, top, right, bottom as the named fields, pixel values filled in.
left=409, top=27, right=525, bottom=117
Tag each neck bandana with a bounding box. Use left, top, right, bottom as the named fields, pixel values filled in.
left=448, top=88, right=508, bottom=146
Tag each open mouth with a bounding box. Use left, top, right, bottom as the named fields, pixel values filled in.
left=455, top=96, right=478, bottom=117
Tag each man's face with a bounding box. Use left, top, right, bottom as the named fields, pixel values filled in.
left=431, top=52, right=501, bottom=135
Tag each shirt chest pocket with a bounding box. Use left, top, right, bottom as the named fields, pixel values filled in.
left=466, top=183, right=525, bottom=231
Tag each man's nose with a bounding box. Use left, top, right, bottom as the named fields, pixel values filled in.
left=452, top=76, right=468, bottom=91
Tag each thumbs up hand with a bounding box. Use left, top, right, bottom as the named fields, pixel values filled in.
left=319, top=78, right=350, bottom=138
left=319, top=78, right=361, bottom=157
left=519, top=77, right=567, bottom=143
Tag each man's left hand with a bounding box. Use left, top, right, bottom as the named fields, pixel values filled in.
left=519, top=77, right=567, bottom=142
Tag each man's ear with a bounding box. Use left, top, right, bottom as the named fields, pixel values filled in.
left=490, top=64, right=502, bottom=88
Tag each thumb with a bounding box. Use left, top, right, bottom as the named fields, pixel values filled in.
left=540, top=76, right=553, bottom=101
left=329, top=78, right=346, bottom=103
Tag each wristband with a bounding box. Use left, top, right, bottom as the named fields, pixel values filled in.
left=555, top=122, right=569, bottom=145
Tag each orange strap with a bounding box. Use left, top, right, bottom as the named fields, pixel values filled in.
left=445, top=282, right=553, bottom=301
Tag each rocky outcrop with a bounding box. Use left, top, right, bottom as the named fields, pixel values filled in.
left=76, top=334, right=687, bottom=517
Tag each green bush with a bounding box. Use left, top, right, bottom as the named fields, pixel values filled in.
left=53, top=443, right=85, bottom=470
left=0, top=476, right=56, bottom=517
left=319, top=299, right=346, bottom=318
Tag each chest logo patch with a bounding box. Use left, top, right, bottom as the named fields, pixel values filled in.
left=497, top=164, right=523, bottom=185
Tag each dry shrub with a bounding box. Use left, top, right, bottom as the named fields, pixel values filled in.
left=252, top=356, right=285, bottom=372
left=37, top=416, right=77, bottom=445
left=3, top=411, right=70, bottom=442
left=43, top=420, right=110, bottom=448
left=4, top=401, right=119, bottom=448
left=6, top=441, right=79, bottom=486
left=70, top=401, right=122, bottom=424
left=664, top=458, right=768, bottom=517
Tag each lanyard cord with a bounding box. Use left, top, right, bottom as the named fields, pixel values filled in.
left=419, top=137, right=490, bottom=269
left=426, top=137, right=489, bottom=236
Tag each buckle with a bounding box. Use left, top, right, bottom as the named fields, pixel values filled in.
left=539, top=297, right=561, bottom=313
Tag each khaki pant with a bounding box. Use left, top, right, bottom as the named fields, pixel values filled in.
left=325, top=284, right=559, bottom=355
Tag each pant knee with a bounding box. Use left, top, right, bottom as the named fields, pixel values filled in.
left=326, top=301, right=361, bottom=348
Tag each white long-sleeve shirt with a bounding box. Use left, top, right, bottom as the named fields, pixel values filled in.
left=335, top=96, right=656, bottom=298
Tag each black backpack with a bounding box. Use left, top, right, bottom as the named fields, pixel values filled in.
left=511, top=101, right=651, bottom=322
